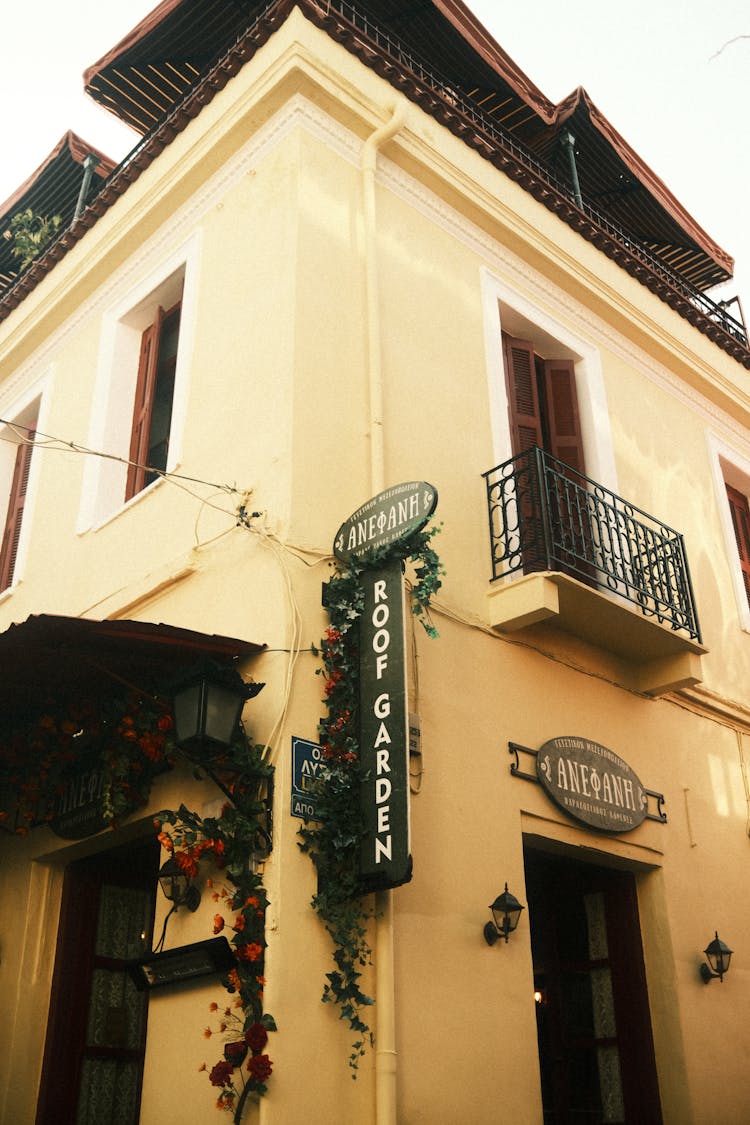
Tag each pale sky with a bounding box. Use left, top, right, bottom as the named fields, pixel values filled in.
left=2, top=1, right=748, bottom=303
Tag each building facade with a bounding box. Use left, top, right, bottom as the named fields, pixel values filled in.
left=1, top=2, right=749, bottom=1123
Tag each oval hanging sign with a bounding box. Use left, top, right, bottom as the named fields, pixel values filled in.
left=333, top=481, right=437, bottom=563
left=536, top=736, right=648, bottom=833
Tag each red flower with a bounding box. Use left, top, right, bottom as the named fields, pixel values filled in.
left=247, top=1054, right=273, bottom=1084
left=236, top=942, right=263, bottom=963
left=208, top=1060, right=234, bottom=1087
left=157, top=714, right=173, bottom=731
left=224, top=1040, right=248, bottom=1067
left=244, top=1022, right=268, bottom=1055
left=213, top=915, right=225, bottom=935
left=174, top=851, right=198, bottom=878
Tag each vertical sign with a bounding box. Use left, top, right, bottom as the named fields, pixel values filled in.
left=359, top=559, right=411, bottom=888
left=290, top=736, right=322, bottom=820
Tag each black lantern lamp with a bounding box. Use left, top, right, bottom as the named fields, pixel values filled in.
left=158, top=857, right=201, bottom=912
left=170, top=661, right=273, bottom=858
left=151, top=857, right=202, bottom=954
left=172, top=661, right=264, bottom=762
left=484, top=883, right=525, bottom=946
left=700, top=931, right=733, bottom=983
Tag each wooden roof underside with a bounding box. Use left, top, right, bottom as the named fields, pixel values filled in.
left=0, top=133, right=115, bottom=292
left=1, top=0, right=746, bottom=365
left=82, top=0, right=732, bottom=292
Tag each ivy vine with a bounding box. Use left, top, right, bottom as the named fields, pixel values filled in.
left=298, top=524, right=443, bottom=1072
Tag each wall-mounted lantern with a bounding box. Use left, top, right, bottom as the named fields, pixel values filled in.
left=700, top=932, right=733, bottom=983
left=483, top=883, right=525, bottom=946
left=158, top=857, right=201, bottom=913
left=170, top=660, right=272, bottom=857
left=172, top=661, right=264, bottom=762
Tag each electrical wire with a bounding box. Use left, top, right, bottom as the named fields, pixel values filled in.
left=0, top=417, right=245, bottom=497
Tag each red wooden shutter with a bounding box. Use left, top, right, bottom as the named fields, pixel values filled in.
left=126, top=306, right=164, bottom=500
left=503, top=334, right=544, bottom=455
left=726, top=483, right=750, bottom=607
left=541, top=358, right=586, bottom=476
left=0, top=434, right=34, bottom=590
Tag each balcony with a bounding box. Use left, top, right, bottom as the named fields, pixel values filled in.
left=482, top=448, right=705, bottom=695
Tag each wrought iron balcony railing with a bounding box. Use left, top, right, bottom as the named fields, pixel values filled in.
left=482, top=447, right=701, bottom=643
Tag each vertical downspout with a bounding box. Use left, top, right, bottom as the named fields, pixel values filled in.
left=360, top=102, right=407, bottom=1125
left=74, top=153, right=101, bottom=220
left=362, top=104, right=407, bottom=493
left=560, top=130, right=583, bottom=210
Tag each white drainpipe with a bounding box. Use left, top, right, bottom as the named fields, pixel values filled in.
left=362, top=103, right=407, bottom=496
left=360, top=101, right=407, bottom=1125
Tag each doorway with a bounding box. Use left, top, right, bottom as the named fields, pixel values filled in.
left=525, top=848, right=662, bottom=1124
left=36, top=836, right=159, bottom=1125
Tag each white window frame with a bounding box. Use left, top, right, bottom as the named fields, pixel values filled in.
left=707, top=431, right=750, bottom=632
left=79, top=233, right=201, bottom=531
left=0, top=383, right=47, bottom=596
left=480, top=267, right=617, bottom=493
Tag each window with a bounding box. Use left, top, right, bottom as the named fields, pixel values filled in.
left=0, top=404, right=38, bottom=592
left=708, top=435, right=750, bottom=627
left=81, top=253, right=194, bottom=529
left=502, top=331, right=594, bottom=580
left=725, top=482, right=750, bottom=608
left=481, top=269, right=616, bottom=492
left=502, top=332, right=585, bottom=474
left=126, top=301, right=181, bottom=499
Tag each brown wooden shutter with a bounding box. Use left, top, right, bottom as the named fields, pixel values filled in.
left=126, top=306, right=164, bottom=500
left=726, top=483, right=750, bottom=607
left=503, top=334, right=543, bottom=455
left=541, top=358, right=586, bottom=476
left=0, top=434, right=34, bottom=590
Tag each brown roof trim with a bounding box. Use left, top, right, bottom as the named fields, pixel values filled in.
left=430, top=0, right=556, bottom=121
left=78, top=0, right=734, bottom=283
left=0, top=0, right=746, bottom=368
left=554, top=87, right=734, bottom=278
left=430, top=5, right=732, bottom=280
left=82, top=0, right=186, bottom=94
left=0, top=131, right=116, bottom=223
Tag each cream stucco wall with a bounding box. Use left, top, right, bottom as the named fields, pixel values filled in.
left=1, top=8, right=750, bottom=1124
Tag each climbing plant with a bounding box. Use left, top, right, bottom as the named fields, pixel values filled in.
left=155, top=729, right=277, bottom=1121
left=298, top=524, right=443, bottom=1071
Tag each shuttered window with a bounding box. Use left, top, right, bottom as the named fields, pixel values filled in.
left=725, top=482, right=750, bottom=608
left=502, top=334, right=591, bottom=580
left=541, top=358, right=584, bottom=475
left=502, top=332, right=585, bottom=474
left=125, top=301, right=181, bottom=500
left=0, top=430, right=35, bottom=591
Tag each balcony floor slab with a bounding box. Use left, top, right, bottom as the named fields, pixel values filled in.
left=487, top=572, right=706, bottom=695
